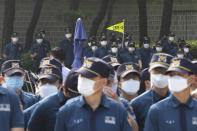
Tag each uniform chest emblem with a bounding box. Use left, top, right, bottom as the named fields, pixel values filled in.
left=165, top=120, right=175, bottom=124
left=73, top=118, right=83, bottom=124
left=192, top=117, right=197, bottom=125
left=105, top=116, right=116, bottom=125
left=0, top=104, right=10, bottom=111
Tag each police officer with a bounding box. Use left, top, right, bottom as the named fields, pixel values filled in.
left=24, top=65, right=63, bottom=130
left=58, top=27, right=74, bottom=68
left=30, top=33, right=49, bottom=73
left=1, top=60, right=41, bottom=110
left=3, top=32, right=23, bottom=60
left=138, top=36, right=154, bottom=69
left=117, top=62, right=140, bottom=101
left=55, top=57, right=132, bottom=131
left=154, top=41, right=163, bottom=53
left=108, top=32, right=117, bottom=47
left=0, top=86, right=24, bottom=131
left=94, top=34, right=110, bottom=58
left=120, top=42, right=142, bottom=68
left=183, top=44, right=193, bottom=60
left=130, top=53, right=173, bottom=131
left=27, top=69, right=80, bottom=131
left=83, top=36, right=96, bottom=59
left=117, top=37, right=123, bottom=51
left=39, top=29, right=51, bottom=51
left=176, top=49, right=184, bottom=59
left=50, top=47, right=70, bottom=83
left=162, top=32, right=177, bottom=56
left=144, top=58, right=197, bottom=131
left=103, top=66, right=139, bottom=131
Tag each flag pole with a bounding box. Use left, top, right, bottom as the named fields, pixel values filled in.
left=121, top=19, right=125, bottom=48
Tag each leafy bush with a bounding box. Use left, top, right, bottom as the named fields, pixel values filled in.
left=186, top=41, right=197, bottom=60
left=21, top=52, right=33, bottom=71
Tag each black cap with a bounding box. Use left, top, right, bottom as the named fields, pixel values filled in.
left=1, top=60, right=24, bottom=76
left=168, top=32, right=175, bottom=37
left=116, top=37, right=122, bottom=43
left=65, top=69, right=80, bottom=97
left=64, top=27, right=72, bottom=33
left=39, top=57, right=62, bottom=72
left=91, top=40, right=98, bottom=46
left=102, top=55, right=120, bottom=68
left=149, top=53, right=173, bottom=70
left=35, top=33, right=43, bottom=39
left=128, top=42, right=136, bottom=47
left=88, top=36, right=96, bottom=42
left=184, top=44, right=191, bottom=48
left=39, top=66, right=62, bottom=83
left=11, top=32, right=19, bottom=37
left=77, top=57, right=111, bottom=78
left=117, top=62, right=140, bottom=78
left=166, top=58, right=193, bottom=74
left=178, top=38, right=185, bottom=42
left=39, top=28, right=46, bottom=34
left=111, top=41, right=118, bottom=47
left=100, top=35, right=107, bottom=41
left=155, top=40, right=162, bottom=47
left=143, top=36, right=150, bottom=43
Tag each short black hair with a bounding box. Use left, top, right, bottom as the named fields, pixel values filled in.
left=51, top=47, right=65, bottom=62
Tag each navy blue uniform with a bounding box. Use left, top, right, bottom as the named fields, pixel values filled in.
left=130, top=89, right=170, bottom=131
left=30, top=42, right=49, bottom=72
left=3, top=42, right=23, bottom=60
left=27, top=89, right=68, bottom=131
left=144, top=95, right=197, bottom=131
left=58, top=39, right=74, bottom=68
left=185, top=53, right=193, bottom=60
left=32, top=39, right=51, bottom=51
left=0, top=87, right=24, bottom=131
left=20, top=91, right=41, bottom=110
left=94, top=46, right=110, bottom=58
left=83, top=45, right=93, bottom=58
left=120, top=50, right=141, bottom=64
left=162, top=41, right=177, bottom=56
left=55, top=94, right=132, bottom=131
left=138, top=48, right=154, bottom=69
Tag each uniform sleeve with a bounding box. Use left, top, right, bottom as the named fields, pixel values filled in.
left=54, top=109, right=67, bottom=131
left=144, top=105, right=159, bottom=131
left=30, top=44, right=35, bottom=54
left=3, top=44, right=9, bottom=55
left=9, top=91, right=24, bottom=128
left=27, top=104, right=45, bottom=131
left=120, top=107, right=133, bottom=131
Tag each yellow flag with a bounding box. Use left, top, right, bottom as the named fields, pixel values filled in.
left=107, top=22, right=124, bottom=33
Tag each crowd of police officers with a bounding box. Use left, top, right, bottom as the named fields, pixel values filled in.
left=1, top=27, right=197, bottom=131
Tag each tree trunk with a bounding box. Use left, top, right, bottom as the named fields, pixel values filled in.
left=159, top=0, right=174, bottom=39
left=24, top=0, right=44, bottom=51
left=68, top=0, right=80, bottom=33
left=102, top=0, right=116, bottom=33
left=89, top=0, right=110, bottom=36
left=138, top=0, right=148, bottom=46
left=1, top=0, right=15, bottom=53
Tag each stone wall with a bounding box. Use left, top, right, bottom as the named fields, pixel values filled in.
left=0, top=0, right=197, bottom=50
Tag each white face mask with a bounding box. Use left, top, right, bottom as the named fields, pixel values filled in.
left=124, top=41, right=129, bottom=47
left=78, top=76, right=97, bottom=96
left=184, top=48, right=189, bottom=53
left=156, top=47, right=162, bottom=52
left=101, top=41, right=107, bottom=46
left=38, top=84, right=58, bottom=98
left=36, top=39, right=43, bottom=44
left=151, top=74, right=168, bottom=88
left=177, top=54, right=184, bottom=58
left=12, top=37, right=19, bottom=43
left=118, top=44, right=122, bottom=48
left=128, top=47, right=135, bottom=52
left=111, top=47, right=118, bottom=53
left=168, top=75, right=188, bottom=92
left=91, top=46, right=97, bottom=52
left=88, top=42, right=91, bottom=47
left=169, top=37, right=174, bottom=41
left=144, top=44, right=150, bottom=48
left=65, top=33, right=72, bottom=39
left=121, top=79, right=140, bottom=95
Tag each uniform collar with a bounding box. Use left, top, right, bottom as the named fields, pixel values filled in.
left=151, top=88, right=170, bottom=102
left=169, top=94, right=194, bottom=109
left=0, top=87, right=7, bottom=95
left=78, top=93, right=110, bottom=109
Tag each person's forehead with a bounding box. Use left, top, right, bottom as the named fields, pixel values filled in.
left=168, top=71, right=188, bottom=76
left=122, top=73, right=139, bottom=79
left=152, top=67, right=167, bottom=72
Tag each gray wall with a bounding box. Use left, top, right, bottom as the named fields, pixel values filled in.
left=0, top=0, right=197, bottom=49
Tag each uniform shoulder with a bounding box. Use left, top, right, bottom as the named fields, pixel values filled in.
left=130, top=90, right=151, bottom=105
left=150, top=96, right=171, bottom=110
